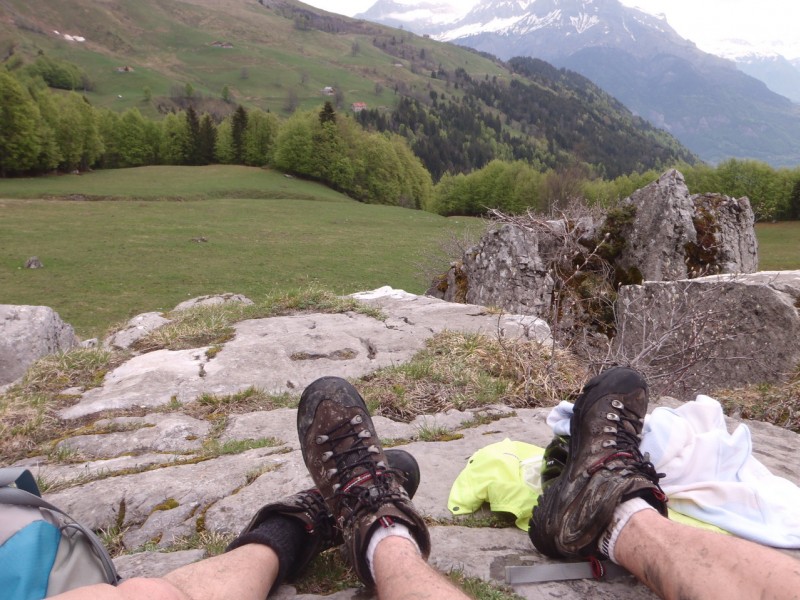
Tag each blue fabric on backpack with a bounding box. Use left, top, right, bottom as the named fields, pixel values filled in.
left=0, top=520, right=61, bottom=600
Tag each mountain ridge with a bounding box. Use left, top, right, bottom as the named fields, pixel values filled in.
left=359, top=0, right=800, bottom=166
left=0, top=0, right=696, bottom=179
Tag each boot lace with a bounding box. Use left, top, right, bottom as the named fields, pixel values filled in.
left=314, top=414, right=405, bottom=523
left=586, top=397, right=665, bottom=489
left=296, top=489, right=332, bottom=537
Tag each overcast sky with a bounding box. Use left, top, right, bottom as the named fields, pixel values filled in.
left=301, top=0, right=800, bottom=59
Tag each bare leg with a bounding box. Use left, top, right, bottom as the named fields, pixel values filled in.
left=615, top=510, right=800, bottom=600
left=372, top=536, right=469, bottom=600
left=51, top=544, right=278, bottom=600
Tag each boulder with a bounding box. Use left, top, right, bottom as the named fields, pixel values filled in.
left=690, top=193, right=759, bottom=275
left=0, top=305, right=79, bottom=386
left=173, top=293, right=254, bottom=312
left=436, top=223, right=555, bottom=315
left=617, top=170, right=758, bottom=280
left=430, top=170, right=758, bottom=321
left=615, top=169, right=698, bottom=281
left=104, top=312, right=172, bottom=350
left=614, top=271, right=800, bottom=399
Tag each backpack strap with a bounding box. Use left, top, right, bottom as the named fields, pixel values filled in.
left=0, top=468, right=41, bottom=496
left=0, top=480, right=120, bottom=586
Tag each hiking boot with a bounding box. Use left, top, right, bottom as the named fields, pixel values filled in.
left=227, top=448, right=421, bottom=586
left=298, top=376, right=431, bottom=586
left=540, top=434, right=570, bottom=491
left=529, top=367, right=667, bottom=559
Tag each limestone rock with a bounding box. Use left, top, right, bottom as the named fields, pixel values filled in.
left=614, top=271, right=800, bottom=399
left=616, top=169, right=698, bottom=281
left=60, top=290, right=550, bottom=420
left=33, top=393, right=800, bottom=599
left=25, top=256, right=43, bottom=269
left=430, top=223, right=556, bottom=315
left=0, top=305, right=79, bottom=386
left=690, top=193, right=759, bottom=275
left=104, top=312, right=172, bottom=350
left=430, top=170, right=758, bottom=323
left=55, top=413, right=211, bottom=459
left=173, top=293, right=254, bottom=312
left=59, top=348, right=211, bottom=419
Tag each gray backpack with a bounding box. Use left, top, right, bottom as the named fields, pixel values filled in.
left=0, top=467, right=119, bottom=599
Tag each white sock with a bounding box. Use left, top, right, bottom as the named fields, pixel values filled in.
left=366, top=522, right=419, bottom=580
left=598, top=497, right=656, bottom=563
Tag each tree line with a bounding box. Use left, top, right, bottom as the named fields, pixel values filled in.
left=0, top=70, right=432, bottom=208
left=2, top=67, right=798, bottom=219
left=430, top=158, right=800, bottom=220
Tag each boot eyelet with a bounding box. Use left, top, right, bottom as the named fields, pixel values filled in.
left=351, top=415, right=363, bottom=425
left=607, top=413, right=620, bottom=421
left=603, top=426, right=617, bottom=433
left=327, top=468, right=338, bottom=477
left=358, top=430, right=371, bottom=438
left=611, top=399, right=624, bottom=409
left=321, top=451, right=333, bottom=461
left=316, top=435, right=329, bottom=444
left=602, top=440, right=617, bottom=448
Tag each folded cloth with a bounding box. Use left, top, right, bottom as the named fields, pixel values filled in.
left=547, top=395, right=800, bottom=548
left=447, top=438, right=543, bottom=530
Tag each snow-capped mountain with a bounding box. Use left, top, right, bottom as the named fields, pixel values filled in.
left=706, top=39, right=800, bottom=103
left=360, top=0, right=697, bottom=61
left=356, top=0, right=475, bottom=33
left=358, top=0, right=800, bottom=167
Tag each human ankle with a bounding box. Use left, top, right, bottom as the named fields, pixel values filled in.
left=598, top=497, right=656, bottom=563
left=366, top=523, right=421, bottom=581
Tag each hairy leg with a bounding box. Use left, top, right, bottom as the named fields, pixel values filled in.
left=615, top=509, right=800, bottom=600
left=372, top=536, right=469, bottom=600
left=51, top=544, right=278, bottom=600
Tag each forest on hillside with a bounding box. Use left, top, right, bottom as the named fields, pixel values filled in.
left=2, top=64, right=799, bottom=220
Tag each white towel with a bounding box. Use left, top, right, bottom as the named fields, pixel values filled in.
left=546, top=395, right=800, bottom=548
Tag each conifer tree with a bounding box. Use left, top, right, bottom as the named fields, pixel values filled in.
left=231, top=105, right=248, bottom=164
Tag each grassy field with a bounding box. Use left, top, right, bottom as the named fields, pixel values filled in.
left=0, top=166, right=481, bottom=338
left=2, top=166, right=798, bottom=338
left=754, top=222, right=800, bottom=271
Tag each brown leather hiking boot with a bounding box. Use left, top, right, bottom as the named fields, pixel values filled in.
left=529, top=367, right=667, bottom=559
left=227, top=448, right=421, bottom=586
left=298, top=376, right=431, bottom=586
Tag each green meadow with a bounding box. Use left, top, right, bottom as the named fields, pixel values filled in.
left=0, top=166, right=481, bottom=337
left=1, top=166, right=798, bottom=338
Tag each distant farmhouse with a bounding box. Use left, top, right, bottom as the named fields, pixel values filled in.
left=322, top=86, right=335, bottom=96
left=351, top=102, right=367, bottom=113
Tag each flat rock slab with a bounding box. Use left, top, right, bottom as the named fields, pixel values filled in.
left=11, top=291, right=799, bottom=600
left=59, top=291, right=551, bottom=420
left=615, top=270, right=800, bottom=399
left=36, top=397, right=799, bottom=600
left=56, top=413, right=211, bottom=458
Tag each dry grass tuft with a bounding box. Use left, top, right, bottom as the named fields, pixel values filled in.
left=358, top=331, right=587, bottom=421
left=187, top=387, right=297, bottom=419
left=0, top=348, right=128, bottom=462
left=714, top=369, right=800, bottom=433
left=132, top=285, right=384, bottom=353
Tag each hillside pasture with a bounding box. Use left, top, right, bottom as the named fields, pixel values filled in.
left=0, top=166, right=481, bottom=337
left=1, top=166, right=797, bottom=338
